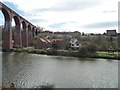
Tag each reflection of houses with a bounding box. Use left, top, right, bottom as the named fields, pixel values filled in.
left=34, top=38, right=64, bottom=49
left=70, top=38, right=81, bottom=49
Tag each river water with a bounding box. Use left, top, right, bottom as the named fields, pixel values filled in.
left=2, top=52, right=118, bottom=88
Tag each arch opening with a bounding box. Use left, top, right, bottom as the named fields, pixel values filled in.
left=35, top=29, right=38, bottom=36
left=11, top=18, right=15, bottom=46
left=32, top=27, right=35, bottom=37
left=0, top=10, right=4, bottom=50
left=2, top=8, right=10, bottom=22
left=21, top=21, right=26, bottom=31
left=12, top=16, right=21, bottom=48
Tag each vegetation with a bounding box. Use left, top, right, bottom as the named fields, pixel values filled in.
left=13, top=47, right=120, bottom=60
left=46, top=48, right=57, bottom=55
left=86, top=44, right=97, bottom=54
left=12, top=30, right=120, bottom=60
left=96, top=51, right=120, bottom=57
left=80, top=35, right=118, bottom=51
left=79, top=44, right=98, bottom=57
left=78, top=46, right=88, bottom=56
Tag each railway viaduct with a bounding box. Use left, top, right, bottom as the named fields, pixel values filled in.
left=0, top=2, right=38, bottom=51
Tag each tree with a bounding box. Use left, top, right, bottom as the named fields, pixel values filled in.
left=79, top=46, right=88, bottom=56
left=36, top=26, right=44, bottom=33
left=51, top=43, right=58, bottom=49
left=82, top=32, right=85, bottom=36
left=86, top=44, right=97, bottom=53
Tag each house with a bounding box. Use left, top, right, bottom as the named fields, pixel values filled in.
left=35, top=38, right=51, bottom=49
left=50, top=39, right=64, bottom=49
left=34, top=38, right=64, bottom=49
left=106, top=30, right=117, bottom=36
left=70, top=38, right=81, bottom=49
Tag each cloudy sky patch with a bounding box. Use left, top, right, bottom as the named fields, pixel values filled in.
left=81, top=21, right=117, bottom=29
left=49, top=23, right=66, bottom=29
left=0, top=0, right=119, bottom=33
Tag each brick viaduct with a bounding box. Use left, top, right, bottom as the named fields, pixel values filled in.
left=0, top=2, right=38, bottom=51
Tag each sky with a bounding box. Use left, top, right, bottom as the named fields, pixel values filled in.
left=0, top=0, right=119, bottom=33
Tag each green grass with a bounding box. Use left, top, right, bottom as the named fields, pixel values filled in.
left=96, top=51, right=120, bottom=58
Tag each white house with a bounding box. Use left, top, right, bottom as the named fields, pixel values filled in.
left=70, top=38, right=81, bottom=49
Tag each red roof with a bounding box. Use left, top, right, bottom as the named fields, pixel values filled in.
left=39, top=38, right=63, bottom=43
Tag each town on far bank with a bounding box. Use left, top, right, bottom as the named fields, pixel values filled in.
left=10, top=26, right=120, bottom=59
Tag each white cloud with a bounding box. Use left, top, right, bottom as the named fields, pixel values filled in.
left=1, top=0, right=60, bottom=11
left=0, top=0, right=119, bottom=33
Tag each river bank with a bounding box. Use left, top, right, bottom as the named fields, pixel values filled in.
left=12, top=48, right=120, bottom=60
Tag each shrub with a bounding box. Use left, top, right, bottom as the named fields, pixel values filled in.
left=79, top=46, right=88, bottom=56
left=79, top=44, right=98, bottom=57
left=46, top=48, right=57, bottom=55
left=86, top=44, right=98, bottom=53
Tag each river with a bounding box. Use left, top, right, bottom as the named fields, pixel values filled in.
left=1, top=52, right=118, bottom=88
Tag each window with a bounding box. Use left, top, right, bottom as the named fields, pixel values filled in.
left=76, top=44, right=79, bottom=46
left=72, top=44, right=74, bottom=46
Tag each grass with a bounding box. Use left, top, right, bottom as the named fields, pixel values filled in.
left=96, top=51, right=120, bottom=59
left=96, top=51, right=108, bottom=57
left=13, top=47, right=120, bottom=60
left=13, top=47, right=35, bottom=52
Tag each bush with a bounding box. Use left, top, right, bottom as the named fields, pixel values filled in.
left=79, top=44, right=98, bottom=57
left=79, top=46, right=88, bottom=56
left=86, top=44, right=98, bottom=53
left=46, top=48, right=57, bottom=55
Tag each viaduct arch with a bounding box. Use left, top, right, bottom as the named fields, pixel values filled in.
left=0, top=2, right=38, bottom=51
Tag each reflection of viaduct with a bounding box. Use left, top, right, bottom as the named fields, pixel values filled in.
left=0, top=2, right=38, bottom=51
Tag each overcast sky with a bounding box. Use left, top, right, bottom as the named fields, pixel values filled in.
left=0, top=0, right=119, bottom=33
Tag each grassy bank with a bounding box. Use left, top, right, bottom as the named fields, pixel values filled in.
left=13, top=47, right=120, bottom=60
left=94, top=51, right=120, bottom=60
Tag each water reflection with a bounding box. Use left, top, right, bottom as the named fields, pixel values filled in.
left=2, top=52, right=118, bottom=88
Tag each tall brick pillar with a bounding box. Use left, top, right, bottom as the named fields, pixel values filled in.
left=21, top=28, right=28, bottom=47
left=2, top=17, right=13, bottom=51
